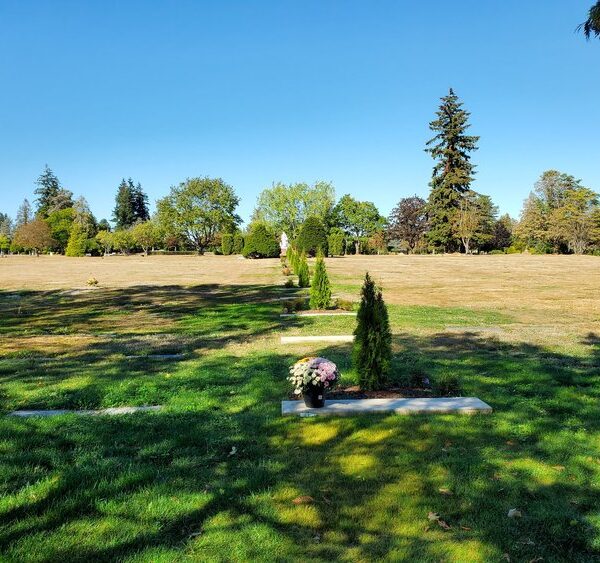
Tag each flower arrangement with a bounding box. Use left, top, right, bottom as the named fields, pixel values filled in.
left=288, top=357, right=339, bottom=395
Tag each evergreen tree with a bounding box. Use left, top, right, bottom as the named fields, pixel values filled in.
left=297, top=253, right=310, bottom=287
left=113, top=179, right=136, bottom=229
left=425, top=89, right=479, bottom=252
left=16, top=199, right=32, bottom=227
left=309, top=253, right=331, bottom=309
left=353, top=273, right=392, bottom=390
left=34, top=165, right=61, bottom=217
left=132, top=181, right=150, bottom=222
left=296, top=216, right=328, bottom=256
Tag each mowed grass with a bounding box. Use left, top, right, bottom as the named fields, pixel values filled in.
left=1, top=254, right=599, bottom=562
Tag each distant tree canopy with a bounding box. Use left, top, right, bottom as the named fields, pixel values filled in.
left=515, top=170, right=599, bottom=254
left=156, top=177, right=240, bottom=254
left=253, top=181, right=335, bottom=238
left=579, top=1, right=600, bottom=39
left=113, top=179, right=150, bottom=230
left=332, top=195, right=384, bottom=254
left=425, top=89, right=479, bottom=252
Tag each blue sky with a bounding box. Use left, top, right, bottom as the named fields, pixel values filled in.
left=1, top=0, right=598, bottom=225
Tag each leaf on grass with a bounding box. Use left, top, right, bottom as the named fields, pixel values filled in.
left=507, top=508, right=522, bottom=518
left=438, top=487, right=453, bottom=496
left=427, top=512, right=451, bottom=530
left=293, top=495, right=314, bottom=505
left=228, top=446, right=237, bottom=456
left=552, top=465, right=565, bottom=472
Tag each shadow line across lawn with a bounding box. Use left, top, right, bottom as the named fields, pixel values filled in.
left=0, top=285, right=599, bottom=560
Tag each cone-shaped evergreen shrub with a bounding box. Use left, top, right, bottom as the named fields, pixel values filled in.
left=297, top=253, right=310, bottom=287
left=221, top=233, right=233, bottom=255
left=296, top=216, right=328, bottom=257
left=232, top=233, right=244, bottom=254
left=309, top=253, right=331, bottom=309
left=353, top=272, right=392, bottom=390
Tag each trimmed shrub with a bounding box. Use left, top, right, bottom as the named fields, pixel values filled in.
left=296, top=216, right=327, bottom=257
left=242, top=225, right=280, bottom=258
left=328, top=229, right=345, bottom=256
left=232, top=233, right=244, bottom=254
left=309, top=253, right=331, bottom=310
left=221, top=233, right=233, bottom=255
left=65, top=223, right=89, bottom=257
left=353, top=272, right=392, bottom=390
left=297, top=253, right=310, bottom=287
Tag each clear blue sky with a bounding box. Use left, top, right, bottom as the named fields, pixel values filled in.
left=1, top=0, right=598, bottom=225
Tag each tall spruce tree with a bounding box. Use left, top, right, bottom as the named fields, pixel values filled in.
left=34, top=165, right=61, bottom=218
left=113, top=179, right=135, bottom=229
left=425, top=89, right=479, bottom=252
left=132, top=181, right=150, bottom=222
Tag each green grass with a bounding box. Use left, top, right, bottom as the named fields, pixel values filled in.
left=0, top=283, right=599, bottom=561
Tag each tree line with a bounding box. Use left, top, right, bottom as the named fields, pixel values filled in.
left=2, top=91, right=599, bottom=257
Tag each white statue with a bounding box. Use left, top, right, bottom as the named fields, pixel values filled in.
left=280, top=232, right=289, bottom=254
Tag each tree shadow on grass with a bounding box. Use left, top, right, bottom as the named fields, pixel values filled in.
left=0, top=333, right=600, bottom=561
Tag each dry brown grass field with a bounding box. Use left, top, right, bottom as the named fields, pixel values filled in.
left=2, top=253, right=600, bottom=561
left=2, top=253, right=598, bottom=335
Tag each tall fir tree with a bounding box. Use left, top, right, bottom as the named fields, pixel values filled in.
left=425, top=89, right=479, bottom=252
left=132, top=181, right=150, bottom=222
left=113, top=179, right=149, bottom=229
left=34, top=165, right=61, bottom=218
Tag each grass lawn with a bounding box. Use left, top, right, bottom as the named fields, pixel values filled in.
left=1, top=254, right=599, bottom=561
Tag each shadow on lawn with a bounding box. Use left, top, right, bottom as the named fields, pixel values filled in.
left=1, top=330, right=599, bottom=560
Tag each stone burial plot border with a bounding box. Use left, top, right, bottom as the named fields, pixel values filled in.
left=282, top=397, right=492, bottom=417
left=280, top=312, right=356, bottom=318
left=9, top=406, right=163, bottom=418
left=280, top=335, right=354, bottom=344
left=124, top=354, right=186, bottom=360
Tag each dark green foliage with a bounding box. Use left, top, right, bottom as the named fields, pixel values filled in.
left=221, top=233, right=233, bottom=255
left=296, top=216, right=327, bottom=257
left=433, top=371, right=462, bottom=396
left=579, top=1, right=600, bottom=38
left=353, top=273, right=392, bottom=390
left=297, top=253, right=310, bottom=287
left=328, top=228, right=345, bottom=256
left=232, top=233, right=244, bottom=254
left=97, top=219, right=111, bottom=232
left=34, top=165, right=61, bottom=218
left=113, top=179, right=149, bottom=230
left=425, top=89, right=479, bottom=252
left=242, top=225, right=280, bottom=258
left=309, top=254, right=331, bottom=309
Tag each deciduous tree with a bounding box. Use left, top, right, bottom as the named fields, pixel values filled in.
left=387, top=196, right=427, bottom=253
left=332, top=195, right=384, bottom=254
left=13, top=219, right=54, bottom=254
left=157, top=177, right=240, bottom=254
left=253, top=181, right=335, bottom=237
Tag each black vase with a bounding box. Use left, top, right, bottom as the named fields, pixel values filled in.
left=303, top=384, right=325, bottom=408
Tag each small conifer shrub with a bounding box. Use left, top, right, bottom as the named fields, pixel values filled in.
left=297, top=253, right=310, bottom=287
left=309, top=253, right=331, bottom=310
left=353, top=272, right=392, bottom=390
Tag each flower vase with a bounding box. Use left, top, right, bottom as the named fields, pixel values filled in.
left=303, top=383, right=325, bottom=408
